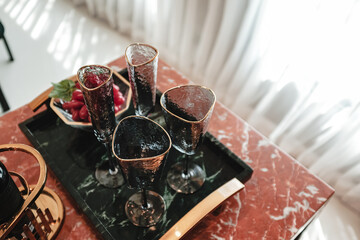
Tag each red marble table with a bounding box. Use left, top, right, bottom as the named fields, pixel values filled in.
left=0, top=57, right=334, bottom=239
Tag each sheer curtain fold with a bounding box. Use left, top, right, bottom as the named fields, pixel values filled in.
left=130, top=0, right=144, bottom=41
left=84, top=0, right=95, bottom=16
left=105, top=0, right=117, bottom=29
left=177, top=0, right=200, bottom=74
left=71, top=0, right=360, bottom=213
left=203, top=0, right=247, bottom=89
left=192, top=0, right=224, bottom=85
left=164, top=1, right=185, bottom=64
left=216, top=0, right=264, bottom=105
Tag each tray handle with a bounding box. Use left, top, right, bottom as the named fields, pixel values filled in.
left=160, top=178, right=244, bottom=240
left=28, top=87, right=53, bottom=112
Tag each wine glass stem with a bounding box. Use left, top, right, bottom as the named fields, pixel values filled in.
left=141, top=188, right=148, bottom=209
left=183, top=154, right=189, bottom=176
left=103, top=141, right=118, bottom=175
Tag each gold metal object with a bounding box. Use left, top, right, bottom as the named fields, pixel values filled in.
left=0, top=144, right=64, bottom=240
left=160, top=178, right=244, bottom=240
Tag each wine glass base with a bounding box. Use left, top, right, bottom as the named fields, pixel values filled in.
left=167, top=162, right=205, bottom=194
left=95, top=165, right=124, bottom=188
left=125, top=190, right=165, bottom=227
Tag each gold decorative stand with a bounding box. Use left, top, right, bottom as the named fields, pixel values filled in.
left=0, top=144, right=64, bottom=240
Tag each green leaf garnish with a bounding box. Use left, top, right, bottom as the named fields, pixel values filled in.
left=49, top=79, right=76, bottom=101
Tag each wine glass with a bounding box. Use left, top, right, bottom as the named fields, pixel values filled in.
left=125, top=43, right=158, bottom=116
left=160, top=85, right=216, bottom=194
left=77, top=65, right=124, bottom=188
left=112, top=115, right=171, bottom=227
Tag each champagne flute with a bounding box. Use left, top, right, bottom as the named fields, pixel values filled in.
left=112, top=115, right=171, bottom=227
left=160, top=85, right=216, bottom=194
left=125, top=43, right=158, bottom=116
left=77, top=65, right=124, bottom=188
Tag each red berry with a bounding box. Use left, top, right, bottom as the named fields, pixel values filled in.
left=98, top=72, right=110, bottom=82
left=113, top=84, right=120, bottom=92
left=85, top=71, right=103, bottom=88
left=113, top=89, right=120, bottom=99
left=115, top=105, right=121, bottom=113
left=75, top=82, right=81, bottom=89
left=114, top=94, right=125, bottom=105
left=63, top=100, right=84, bottom=109
left=79, top=105, right=89, bottom=120
left=72, top=90, right=84, bottom=102
left=72, top=109, right=81, bottom=121
left=62, top=101, right=72, bottom=110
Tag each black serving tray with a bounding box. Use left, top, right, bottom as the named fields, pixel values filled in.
left=19, top=71, right=253, bottom=240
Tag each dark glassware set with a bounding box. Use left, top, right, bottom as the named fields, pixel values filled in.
left=78, top=43, right=216, bottom=227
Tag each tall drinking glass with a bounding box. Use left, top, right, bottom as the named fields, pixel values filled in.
left=77, top=65, right=124, bottom=188
left=112, top=116, right=171, bottom=227
left=160, top=85, right=216, bottom=194
left=125, top=43, right=158, bottom=116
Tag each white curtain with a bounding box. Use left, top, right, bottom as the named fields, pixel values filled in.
left=72, top=0, right=360, bottom=213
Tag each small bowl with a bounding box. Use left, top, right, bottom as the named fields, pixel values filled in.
left=50, top=70, right=132, bottom=131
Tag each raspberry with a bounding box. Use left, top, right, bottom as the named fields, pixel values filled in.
left=85, top=72, right=103, bottom=88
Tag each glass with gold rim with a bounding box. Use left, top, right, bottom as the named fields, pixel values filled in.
left=77, top=65, right=124, bottom=188
left=160, top=85, right=216, bottom=194
left=125, top=43, right=159, bottom=117
left=112, top=115, right=171, bottom=227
